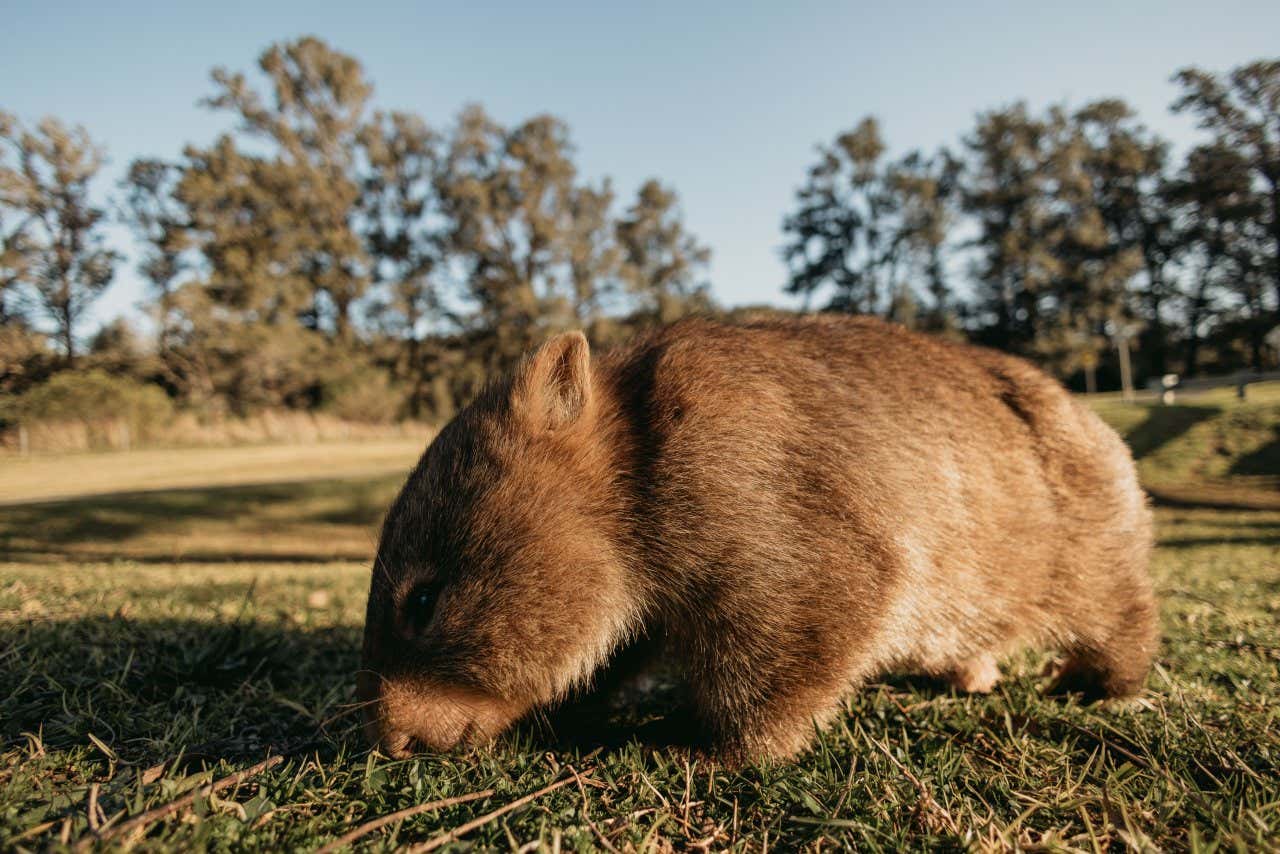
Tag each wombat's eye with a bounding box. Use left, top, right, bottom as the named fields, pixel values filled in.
left=404, top=585, right=438, bottom=633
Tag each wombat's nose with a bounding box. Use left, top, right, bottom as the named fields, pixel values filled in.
left=361, top=677, right=523, bottom=755
left=378, top=729, right=417, bottom=759
left=373, top=722, right=464, bottom=757
left=359, top=688, right=470, bottom=756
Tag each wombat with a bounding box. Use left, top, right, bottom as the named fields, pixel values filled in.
left=358, top=316, right=1157, bottom=763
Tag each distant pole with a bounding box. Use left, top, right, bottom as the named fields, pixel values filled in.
left=1117, top=331, right=1134, bottom=403
left=1082, top=350, right=1098, bottom=395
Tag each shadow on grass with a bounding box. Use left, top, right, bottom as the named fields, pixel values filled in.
left=1147, top=483, right=1280, bottom=511
left=0, top=475, right=402, bottom=564
left=0, top=615, right=704, bottom=769
left=1160, top=534, right=1280, bottom=549
left=1, top=615, right=363, bottom=763
left=1230, top=432, right=1280, bottom=477
left=1122, top=405, right=1218, bottom=460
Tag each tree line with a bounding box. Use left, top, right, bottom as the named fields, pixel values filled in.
left=0, top=37, right=710, bottom=421
left=1, top=39, right=1277, bottom=425
left=782, top=61, right=1280, bottom=391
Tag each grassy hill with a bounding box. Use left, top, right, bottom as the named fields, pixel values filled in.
left=1091, top=382, right=1280, bottom=508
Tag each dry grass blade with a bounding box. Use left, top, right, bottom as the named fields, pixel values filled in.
left=75, top=754, right=284, bottom=849
left=313, top=788, right=495, bottom=854
left=568, top=764, right=620, bottom=854
left=867, top=733, right=959, bottom=836
left=405, top=770, right=588, bottom=853
left=86, top=783, right=101, bottom=831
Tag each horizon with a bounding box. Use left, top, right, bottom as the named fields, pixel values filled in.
left=3, top=0, right=1279, bottom=340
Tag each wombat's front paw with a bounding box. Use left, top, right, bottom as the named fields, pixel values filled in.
left=947, top=654, right=1001, bottom=693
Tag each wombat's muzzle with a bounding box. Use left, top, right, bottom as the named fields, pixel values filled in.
left=356, top=670, right=523, bottom=758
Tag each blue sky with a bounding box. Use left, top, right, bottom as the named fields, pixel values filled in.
left=3, top=0, right=1278, bottom=333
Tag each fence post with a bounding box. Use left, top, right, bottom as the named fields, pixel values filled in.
left=18, top=423, right=29, bottom=457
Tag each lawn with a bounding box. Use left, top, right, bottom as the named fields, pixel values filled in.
left=1, top=402, right=1278, bottom=850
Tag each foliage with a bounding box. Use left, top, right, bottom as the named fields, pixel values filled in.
left=3, top=43, right=1280, bottom=417
left=1, top=369, right=173, bottom=450
left=781, top=59, right=1280, bottom=390
left=0, top=112, right=119, bottom=362
left=0, top=320, right=55, bottom=396
left=320, top=364, right=408, bottom=425
left=1173, top=60, right=1280, bottom=324
left=616, top=179, right=713, bottom=323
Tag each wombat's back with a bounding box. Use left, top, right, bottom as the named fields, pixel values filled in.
left=604, top=315, right=1155, bottom=746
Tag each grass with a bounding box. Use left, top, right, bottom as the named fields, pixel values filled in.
left=1090, top=381, right=1280, bottom=510
left=1, top=411, right=1278, bottom=850
left=0, top=437, right=424, bottom=505
left=0, top=475, right=403, bottom=564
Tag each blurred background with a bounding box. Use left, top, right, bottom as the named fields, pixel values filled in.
left=1, top=1, right=1279, bottom=452
left=3, top=7, right=1280, bottom=849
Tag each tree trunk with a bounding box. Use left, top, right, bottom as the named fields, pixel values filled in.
left=1249, top=291, right=1266, bottom=372
left=60, top=297, right=75, bottom=365
left=334, top=297, right=352, bottom=342
left=1185, top=279, right=1209, bottom=378
left=406, top=333, right=423, bottom=417
left=1144, top=262, right=1167, bottom=377
left=1118, top=334, right=1134, bottom=401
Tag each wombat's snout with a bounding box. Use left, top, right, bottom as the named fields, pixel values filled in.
left=357, top=671, right=523, bottom=758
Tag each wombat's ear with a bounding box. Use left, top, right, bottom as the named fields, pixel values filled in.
left=513, top=331, right=593, bottom=432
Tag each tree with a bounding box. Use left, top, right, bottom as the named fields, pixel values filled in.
left=566, top=179, right=620, bottom=332
left=962, top=101, right=1160, bottom=387
left=782, top=118, right=959, bottom=327
left=120, top=158, right=189, bottom=356
left=962, top=104, right=1061, bottom=353
left=0, top=112, right=118, bottom=363
left=0, top=113, right=31, bottom=325
left=1032, top=101, right=1149, bottom=388
left=782, top=117, right=896, bottom=313
left=1068, top=101, right=1170, bottom=379
left=1174, top=60, right=1280, bottom=322
left=883, top=149, right=961, bottom=327
left=1163, top=142, right=1263, bottom=374
left=615, top=179, right=711, bottom=324
left=176, top=135, right=313, bottom=322
left=0, top=200, right=31, bottom=326
left=198, top=36, right=373, bottom=339
left=435, top=106, right=581, bottom=369
left=359, top=110, right=446, bottom=413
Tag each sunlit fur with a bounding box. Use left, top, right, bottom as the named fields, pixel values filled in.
left=359, top=316, right=1158, bottom=763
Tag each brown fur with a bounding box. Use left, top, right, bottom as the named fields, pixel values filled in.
left=359, top=316, right=1158, bottom=763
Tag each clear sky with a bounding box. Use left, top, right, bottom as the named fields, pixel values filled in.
left=3, top=0, right=1278, bottom=333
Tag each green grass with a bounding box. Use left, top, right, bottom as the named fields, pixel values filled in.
left=1091, top=382, right=1280, bottom=510
left=2, top=424, right=1278, bottom=849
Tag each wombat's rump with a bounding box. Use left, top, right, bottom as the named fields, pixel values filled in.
left=359, top=316, right=1157, bottom=762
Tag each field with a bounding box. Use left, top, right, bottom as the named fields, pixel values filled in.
left=2, top=391, right=1278, bottom=850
